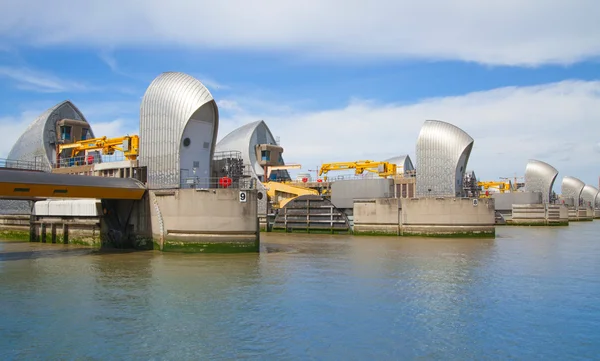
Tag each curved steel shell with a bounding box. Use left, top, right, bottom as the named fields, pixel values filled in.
left=524, top=159, right=558, bottom=203
left=7, top=100, right=92, bottom=171
left=561, top=176, right=585, bottom=204
left=596, top=193, right=600, bottom=208
left=139, top=72, right=219, bottom=189
left=580, top=185, right=599, bottom=207
left=385, top=155, right=415, bottom=176
left=415, top=120, right=474, bottom=197
left=216, top=120, right=284, bottom=181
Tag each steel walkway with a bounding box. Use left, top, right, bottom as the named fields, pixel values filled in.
left=0, top=169, right=146, bottom=200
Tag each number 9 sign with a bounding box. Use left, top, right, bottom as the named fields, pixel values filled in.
left=239, top=191, right=247, bottom=203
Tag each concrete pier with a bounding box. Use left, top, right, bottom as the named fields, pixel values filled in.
left=148, top=188, right=260, bottom=252
left=352, top=197, right=495, bottom=237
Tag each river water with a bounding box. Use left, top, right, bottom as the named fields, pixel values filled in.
left=1, top=223, right=600, bottom=360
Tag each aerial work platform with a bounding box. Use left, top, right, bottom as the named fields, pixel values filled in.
left=0, top=169, right=146, bottom=200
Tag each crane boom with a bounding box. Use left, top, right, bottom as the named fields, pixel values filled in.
left=57, top=135, right=140, bottom=164
left=319, top=160, right=397, bottom=178
left=478, top=180, right=513, bottom=198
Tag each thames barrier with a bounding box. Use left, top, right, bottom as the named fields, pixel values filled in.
left=0, top=71, right=598, bottom=252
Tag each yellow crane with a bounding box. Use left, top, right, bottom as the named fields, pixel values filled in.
left=56, top=135, right=140, bottom=166
left=319, top=160, right=397, bottom=179
left=478, top=181, right=513, bottom=198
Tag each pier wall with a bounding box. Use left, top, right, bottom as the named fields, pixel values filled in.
left=352, top=197, right=495, bottom=237
left=546, top=204, right=570, bottom=225
left=353, top=198, right=400, bottom=235
left=400, top=197, right=495, bottom=237
left=579, top=207, right=594, bottom=221
left=511, top=204, right=546, bottom=225
left=149, top=188, right=259, bottom=252
left=566, top=206, right=594, bottom=222
left=493, top=192, right=542, bottom=212
left=331, top=179, right=394, bottom=209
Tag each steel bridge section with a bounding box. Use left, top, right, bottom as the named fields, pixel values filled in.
left=0, top=169, right=146, bottom=200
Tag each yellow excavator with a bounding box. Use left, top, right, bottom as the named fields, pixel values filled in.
left=56, top=135, right=140, bottom=166
left=319, top=160, right=397, bottom=179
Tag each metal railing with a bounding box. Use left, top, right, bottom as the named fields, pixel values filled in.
left=308, top=171, right=418, bottom=183
left=53, top=153, right=132, bottom=169
left=181, top=177, right=257, bottom=190
left=0, top=158, right=47, bottom=172
left=213, top=150, right=243, bottom=161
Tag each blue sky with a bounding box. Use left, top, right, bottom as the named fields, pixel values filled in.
left=1, top=0, right=599, bottom=190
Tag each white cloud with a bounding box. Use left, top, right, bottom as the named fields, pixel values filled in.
left=1, top=0, right=599, bottom=66
left=0, top=109, right=44, bottom=157
left=0, top=66, right=91, bottom=93
left=218, top=80, right=600, bottom=187
left=92, top=118, right=139, bottom=139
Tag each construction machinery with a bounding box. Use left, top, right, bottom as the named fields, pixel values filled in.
left=319, top=160, right=397, bottom=179
left=478, top=181, right=513, bottom=198
left=56, top=135, right=140, bottom=167
left=263, top=181, right=319, bottom=209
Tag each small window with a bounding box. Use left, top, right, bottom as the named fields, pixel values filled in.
left=60, top=125, right=72, bottom=141
left=193, top=161, right=199, bottom=168
left=183, top=138, right=191, bottom=147
left=203, top=142, right=209, bottom=149
left=261, top=150, right=270, bottom=161
left=81, top=128, right=89, bottom=140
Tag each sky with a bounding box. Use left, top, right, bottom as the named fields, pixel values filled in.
left=0, top=0, right=599, bottom=190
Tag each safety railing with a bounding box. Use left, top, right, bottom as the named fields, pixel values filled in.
left=0, top=158, right=47, bottom=172
left=53, top=153, right=132, bottom=169
left=181, top=177, right=257, bottom=190
left=213, top=150, right=243, bottom=161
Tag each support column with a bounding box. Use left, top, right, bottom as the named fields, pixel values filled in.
left=29, top=201, right=36, bottom=242
left=29, top=223, right=37, bottom=242
left=41, top=224, right=47, bottom=243
left=51, top=224, right=57, bottom=244
left=62, top=224, right=69, bottom=244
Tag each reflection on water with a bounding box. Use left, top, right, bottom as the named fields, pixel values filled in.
left=1, top=223, right=600, bottom=360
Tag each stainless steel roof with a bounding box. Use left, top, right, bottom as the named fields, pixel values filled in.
left=580, top=185, right=599, bottom=207
left=561, top=176, right=585, bottom=203
left=415, top=120, right=474, bottom=197
left=7, top=100, right=93, bottom=171
left=139, top=72, right=218, bottom=189
left=385, top=155, right=414, bottom=175
left=216, top=120, right=284, bottom=181
left=524, top=159, right=559, bottom=203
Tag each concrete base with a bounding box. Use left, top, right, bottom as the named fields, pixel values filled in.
left=504, top=204, right=569, bottom=226
left=401, top=225, right=495, bottom=237
left=568, top=207, right=594, bottom=222
left=157, top=234, right=260, bottom=253
left=150, top=188, right=260, bottom=253
left=352, top=197, right=496, bottom=238
left=401, top=197, right=496, bottom=238
left=353, top=198, right=400, bottom=236
left=353, top=224, right=400, bottom=236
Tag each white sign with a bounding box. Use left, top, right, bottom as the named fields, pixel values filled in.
left=239, top=191, right=247, bottom=203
